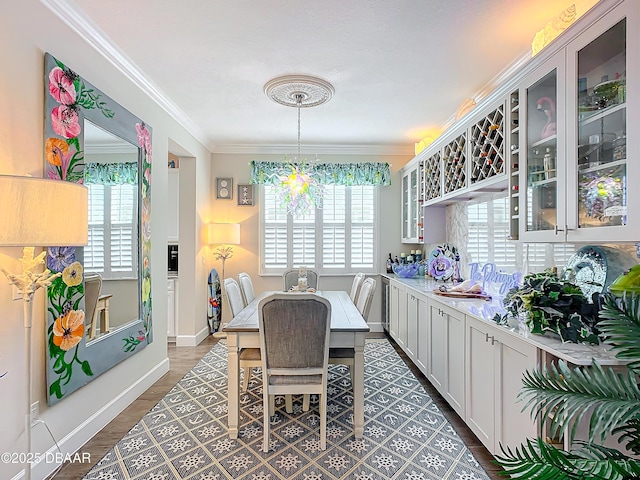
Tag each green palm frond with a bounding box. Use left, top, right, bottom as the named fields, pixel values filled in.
left=518, top=359, right=640, bottom=443
left=496, top=438, right=640, bottom=479
left=598, top=293, right=640, bottom=372
left=613, top=419, right=640, bottom=456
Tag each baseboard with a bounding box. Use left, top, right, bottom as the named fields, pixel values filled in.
left=175, top=325, right=211, bottom=347
left=367, top=321, right=384, bottom=333
left=31, top=357, right=170, bottom=480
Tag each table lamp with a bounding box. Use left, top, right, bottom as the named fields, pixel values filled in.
left=0, top=175, right=88, bottom=480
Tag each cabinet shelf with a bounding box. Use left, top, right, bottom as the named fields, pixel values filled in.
left=579, top=102, right=625, bottom=126
left=529, top=177, right=557, bottom=188
left=578, top=158, right=626, bottom=174
left=530, top=134, right=557, bottom=149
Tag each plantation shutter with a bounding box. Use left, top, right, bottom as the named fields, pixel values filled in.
left=85, top=183, right=137, bottom=278
left=492, top=197, right=517, bottom=272
left=263, top=186, right=288, bottom=269
left=322, top=185, right=346, bottom=269
left=351, top=186, right=375, bottom=269
left=85, top=184, right=105, bottom=272
left=261, top=184, right=377, bottom=274
left=467, top=202, right=490, bottom=264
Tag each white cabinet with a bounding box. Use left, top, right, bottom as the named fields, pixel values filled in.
left=520, top=1, right=639, bottom=242
left=167, top=279, right=177, bottom=339
left=427, top=299, right=465, bottom=418
left=405, top=289, right=428, bottom=365
left=465, top=315, right=538, bottom=455
left=400, top=162, right=422, bottom=243
left=168, top=169, right=179, bottom=242
left=389, top=280, right=406, bottom=348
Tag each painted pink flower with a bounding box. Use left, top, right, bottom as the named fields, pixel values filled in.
left=136, top=123, right=152, bottom=155
left=51, top=105, right=81, bottom=139
left=48, top=67, right=76, bottom=105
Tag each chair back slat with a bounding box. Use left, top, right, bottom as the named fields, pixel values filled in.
left=355, top=277, right=376, bottom=321
left=224, top=277, right=245, bottom=317
left=349, top=272, right=364, bottom=302
left=238, top=272, right=255, bottom=305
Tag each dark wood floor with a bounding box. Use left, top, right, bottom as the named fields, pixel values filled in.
left=53, top=333, right=503, bottom=479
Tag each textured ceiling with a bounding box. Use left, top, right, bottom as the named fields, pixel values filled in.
left=59, top=0, right=598, bottom=153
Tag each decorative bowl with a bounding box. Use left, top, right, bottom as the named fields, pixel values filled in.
left=392, top=262, right=420, bottom=278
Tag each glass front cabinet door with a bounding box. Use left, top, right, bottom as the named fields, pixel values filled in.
left=521, top=56, right=567, bottom=242
left=567, top=3, right=638, bottom=242
left=521, top=1, right=638, bottom=242
left=401, top=163, right=421, bottom=243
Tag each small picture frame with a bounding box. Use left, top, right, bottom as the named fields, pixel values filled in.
left=216, top=178, right=233, bottom=199
left=237, top=184, right=254, bottom=206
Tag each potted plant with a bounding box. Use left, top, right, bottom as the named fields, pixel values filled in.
left=495, top=293, right=640, bottom=479
left=493, top=269, right=600, bottom=344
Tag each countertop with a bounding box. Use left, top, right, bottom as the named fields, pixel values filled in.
left=381, top=273, right=623, bottom=366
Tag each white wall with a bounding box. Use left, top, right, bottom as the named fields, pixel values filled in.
left=0, top=2, right=211, bottom=478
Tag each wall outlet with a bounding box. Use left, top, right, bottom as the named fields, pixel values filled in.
left=12, top=286, right=22, bottom=301
left=30, top=401, right=39, bottom=426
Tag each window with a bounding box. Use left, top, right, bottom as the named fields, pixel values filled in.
left=85, top=183, right=138, bottom=279
left=260, top=184, right=377, bottom=274
left=467, top=196, right=517, bottom=272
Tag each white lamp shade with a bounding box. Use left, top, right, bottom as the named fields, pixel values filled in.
left=208, top=223, right=240, bottom=245
left=0, top=175, right=88, bottom=246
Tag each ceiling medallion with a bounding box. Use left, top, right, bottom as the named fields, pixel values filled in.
left=264, top=75, right=334, bottom=108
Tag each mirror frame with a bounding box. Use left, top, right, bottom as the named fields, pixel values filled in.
left=43, top=53, right=153, bottom=405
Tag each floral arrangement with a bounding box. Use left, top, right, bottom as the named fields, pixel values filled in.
left=493, top=269, right=600, bottom=344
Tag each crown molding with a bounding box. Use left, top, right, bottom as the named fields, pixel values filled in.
left=211, top=143, right=415, bottom=156
left=40, top=0, right=211, bottom=150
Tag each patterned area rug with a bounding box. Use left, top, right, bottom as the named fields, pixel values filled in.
left=83, top=339, right=490, bottom=480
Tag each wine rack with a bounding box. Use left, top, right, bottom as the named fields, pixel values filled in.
left=423, top=151, right=442, bottom=201
left=469, top=105, right=505, bottom=184
left=508, top=90, right=520, bottom=240
left=443, top=133, right=467, bottom=194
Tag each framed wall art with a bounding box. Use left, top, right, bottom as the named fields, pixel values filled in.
left=237, top=184, right=254, bottom=206
left=216, top=177, right=233, bottom=199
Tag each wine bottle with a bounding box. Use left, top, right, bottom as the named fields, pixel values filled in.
left=386, top=253, right=393, bottom=273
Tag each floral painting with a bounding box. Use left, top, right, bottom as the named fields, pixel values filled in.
left=44, top=53, right=153, bottom=405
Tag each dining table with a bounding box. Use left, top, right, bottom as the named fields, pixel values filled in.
left=223, top=290, right=371, bottom=439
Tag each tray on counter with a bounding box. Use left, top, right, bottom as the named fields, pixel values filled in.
left=433, top=289, right=491, bottom=300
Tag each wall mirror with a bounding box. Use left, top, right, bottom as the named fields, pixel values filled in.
left=43, top=53, right=153, bottom=405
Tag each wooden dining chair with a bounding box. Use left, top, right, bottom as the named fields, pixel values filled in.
left=238, top=272, right=255, bottom=305
left=329, top=277, right=376, bottom=383
left=84, top=273, right=102, bottom=340
left=282, top=268, right=319, bottom=291
left=349, top=272, right=364, bottom=302
left=259, top=293, right=331, bottom=452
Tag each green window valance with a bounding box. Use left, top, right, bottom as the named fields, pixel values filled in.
left=85, top=162, right=138, bottom=185
left=250, top=161, right=391, bottom=186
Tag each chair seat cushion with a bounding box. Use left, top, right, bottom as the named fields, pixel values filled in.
left=239, top=348, right=261, bottom=361
left=329, top=348, right=355, bottom=359
left=269, top=374, right=322, bottom=385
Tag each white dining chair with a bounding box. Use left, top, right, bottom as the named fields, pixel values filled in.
left=238, top=272, right=255, bottom=305
left=349, top=272, right=364, bottom=302
left=283, top=268, right=319, bottom=291
left=355, top=277, right=377, bottom=321
left=329, top=277, right=376, bottom=383
left=258, top=293, right=331, bottom=452
left=224, top=277, right=260, bottom=391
